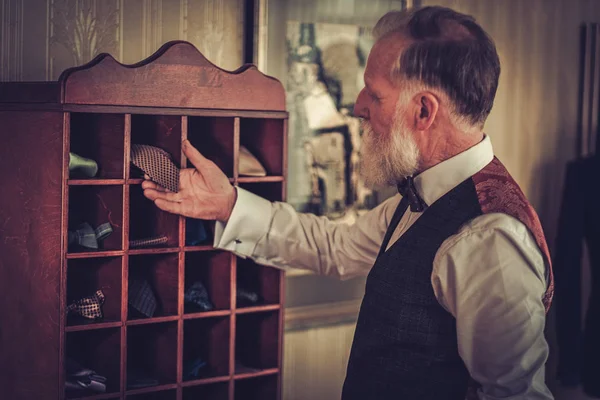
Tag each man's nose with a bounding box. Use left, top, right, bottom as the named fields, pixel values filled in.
left=354, top=89, right=369, bottom=119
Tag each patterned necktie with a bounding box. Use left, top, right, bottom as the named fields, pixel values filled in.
left=397, top=176, right=426, bottom=212
left=131, top=144, right=180, bottom=193
left=67, top=290, right=105, bottom=319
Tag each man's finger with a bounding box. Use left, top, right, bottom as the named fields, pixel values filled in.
left=143, top=188, right=183, bottom=203
left=183, top=139, right=211, bottom=171
left=154, top=198, right=186, bottom=216
left=141, top=180, right=169, bottom=192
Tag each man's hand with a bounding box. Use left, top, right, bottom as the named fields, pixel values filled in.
left=142, top=140, right=237, bottom=222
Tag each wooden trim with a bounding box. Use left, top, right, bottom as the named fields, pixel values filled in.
left=59, top=111, right=70, bottom=400
left=0, top=102, right=289, bottom=118
left=285, top=299, right=361, bottom=331
left=58, top=41, right=286, bottom=111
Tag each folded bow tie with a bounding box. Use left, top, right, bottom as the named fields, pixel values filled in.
left=68, top=222, right=113, bottom=250
left=65, top=358, right=107, bottom=393
left=127, top=369, right=159, bottom=389
left=397, top=176, right=426, bottom=212
left=131, top=144, right=180, bottom=193
left=183, top=357, right=208, bottom=380
left=67, top=290, right=105, bottom=320
left=239, top=146, right=267, bottom=177
left=69, top=152, right=99, bottom=178
left=186, top=218, right=208, bottom=246
left=184, top=281, right=214, bottom=312
left=237, top=287, right=261, bottom=307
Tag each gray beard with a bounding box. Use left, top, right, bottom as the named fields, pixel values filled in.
left=359, top=112, right=420, bottom=189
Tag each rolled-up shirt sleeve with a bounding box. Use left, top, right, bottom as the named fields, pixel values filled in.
left=432, top=213, right=553, bottom=400
left=214, top=187, right=400, bottom=280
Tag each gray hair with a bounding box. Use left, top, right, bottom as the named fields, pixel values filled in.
left=373, top=6, right=501, bottom=128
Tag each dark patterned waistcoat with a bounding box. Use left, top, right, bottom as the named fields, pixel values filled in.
left=341, top=158, right=553, bottom=400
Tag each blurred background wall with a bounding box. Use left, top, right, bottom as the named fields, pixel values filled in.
left=2, top=1, right=599, bottom=399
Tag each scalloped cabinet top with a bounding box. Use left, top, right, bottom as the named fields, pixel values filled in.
left=57, top=41, right=286, bottom=111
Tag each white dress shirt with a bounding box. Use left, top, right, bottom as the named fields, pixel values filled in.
left=214, top=136, right=554, bottom=400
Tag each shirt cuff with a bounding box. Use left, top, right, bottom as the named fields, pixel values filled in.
left=213, top=186, right=273, bottom=258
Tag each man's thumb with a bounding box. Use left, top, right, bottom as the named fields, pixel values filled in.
left=183, top=140, right=209, bottom=170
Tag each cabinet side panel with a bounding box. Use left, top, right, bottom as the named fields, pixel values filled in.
left=0, top=111, right=63, bottom=399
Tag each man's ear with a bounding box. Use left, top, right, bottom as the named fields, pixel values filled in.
left=412, top=92, right=439, bottom=131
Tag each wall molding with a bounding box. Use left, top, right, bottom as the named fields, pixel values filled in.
left=1, top=0, right=24, bottom=81
left=285, top=299, right=361, bottom=331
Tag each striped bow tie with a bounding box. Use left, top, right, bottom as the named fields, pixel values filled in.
left=68, top=222, right=113, bottom=250
left=67, top=290, right=105, bottom=319
left=128, top=278, right=157, bottom=318
left=131, top=144, right=180, bottom=193
left=129, top=235, right=169, bottom=248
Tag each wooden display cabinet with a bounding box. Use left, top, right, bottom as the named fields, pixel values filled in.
left=0, top=41, right=286, bottom=400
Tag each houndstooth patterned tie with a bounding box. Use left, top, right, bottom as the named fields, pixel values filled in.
left=129, top=235, right=169, bottom=248
left=131, top=144, right=180, bottom=193
left=67, top=290, right=105, bottom=319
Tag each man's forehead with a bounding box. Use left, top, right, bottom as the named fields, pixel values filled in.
left=364, top=33, right=407, bottom=83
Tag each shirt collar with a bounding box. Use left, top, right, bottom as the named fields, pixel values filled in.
left=413, top=135, right=494, bottom=208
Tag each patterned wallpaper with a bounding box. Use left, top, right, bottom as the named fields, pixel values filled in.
left=0, top=0, right=245, bottom=81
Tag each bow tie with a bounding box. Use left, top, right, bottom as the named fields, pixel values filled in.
left=397, top=176, right=426, bottom=212
left=68, top=222, right=113, bottom=250
left=67, top=290, right=105, bottom=319
left=129, top=235, right=169, bottom=249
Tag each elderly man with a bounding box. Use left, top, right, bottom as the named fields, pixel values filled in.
left=143, top=6, right=554, bottom=400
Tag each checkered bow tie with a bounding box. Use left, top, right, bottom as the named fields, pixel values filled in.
left=131, top=144, right=180, bottom=193
left=67, top=290, right=105, bottom=319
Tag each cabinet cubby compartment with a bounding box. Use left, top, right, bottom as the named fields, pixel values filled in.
left=187, top=117, right=235, bottom=178
left=183, top=317, right=230, bottom=381
left=184, top=251, right=231, bottom=314
left=130, top=114, right=182, bottom=180
left=65, top=328, right=121, bottom=398
left=69, top=113, right=125, bottom=180
left=239, top=118, right=284, bottom=177
left=234, top=375, right=278, bottom=400
left=128, top=254, right=179, bottom=320
left=237, top=182, right=283, bottom=203
left=126, top=322, right=177, bottom=388
left=236, top=259, right=280, bottom=309
left=182, top=382, right=229, bottom=400
left=185, top=218, right=212, bottom=248
left=67, top=257, right=122, bottom=327
left=235, top=311, right=279, bottom=373
left=68, top=186, right=123, bottom=252
left=126, top=389, right=176, bottom=400
left=129, top=186, right=179, bottom=248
